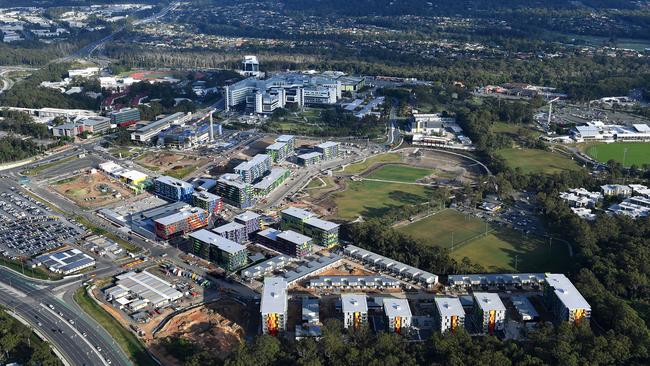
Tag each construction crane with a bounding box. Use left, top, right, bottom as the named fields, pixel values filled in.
left=546, top=97, right=560, bottom=133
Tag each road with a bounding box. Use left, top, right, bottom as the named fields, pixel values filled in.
left=0, top=66, right=35, bottom=94
left=0, top=266, right=131, bottom=366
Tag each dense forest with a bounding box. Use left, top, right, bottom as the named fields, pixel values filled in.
left=0, top=307, right=63, bottom=365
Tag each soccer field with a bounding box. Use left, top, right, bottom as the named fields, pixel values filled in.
left=366, top=164, right=435, bottom=183
left=398, top=209, right=571, bottom=272
left=585, top=142, right=650, bottom=167
left=496, top=148, right=582, bottom=174
left=333, top=180, right=431, bottom=220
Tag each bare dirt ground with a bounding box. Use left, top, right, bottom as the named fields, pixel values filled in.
left=52, top=172, right=134, bottom=208
left=149, top=300, right=247, bottom=366
left=137, top=152, right=210, bottom=175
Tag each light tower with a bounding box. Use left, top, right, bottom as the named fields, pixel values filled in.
left=208, top=109, right=216, bottom=141
left=546, top=97, right=560, bottom=133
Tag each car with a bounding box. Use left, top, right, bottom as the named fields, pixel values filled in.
left=37, top=322, right=42, bottom=326
left=82, top=332, right=87, bottom=337
left=48, top=304, right=54, bottom=310
left=96, top=346, right=102, bottom=352
left=69, top=319, right=74, bottom=325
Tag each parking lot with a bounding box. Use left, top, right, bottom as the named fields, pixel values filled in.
left=0, top=186, right=85, bottom=258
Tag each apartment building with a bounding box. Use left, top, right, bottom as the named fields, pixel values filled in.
left=109, top=107, right=141, bottom=127
left=434, top=297, right=465, bottom=333
left=384, top=298, right=412, bottom=334
left=153, top=207, right=209, bottom=240
left=253, top=168, right=290, bottom=197
left=154, top=176, right=194, bottom=203
left=266, top=142, right=290, bottom=162
left=190, top=229, right=248, bottom=271
left=472, top=292, right=506, bottom=335
left=233, top=211, right=262, bottom=239
left=216, top=173, right=255, bottom=209
left=544, top=274, right=591, bottom=324
left=341, top=294, right=368, bottom=330
left=213, top=222, right=248, bottom=244
left=314, top=141, right=339, bottom=160
left=261, top=277, right=288, bottom=335
left=276, top=135, right=296, bottom=151
left=257, top=227, right=313, bottom=257
left=601, top=184, right=632, bottom=197
left=191, top=191, right=222, bottom=215
left=296, top=152, right=322, bottom=166
left=234, top=154, right=271, bottom=184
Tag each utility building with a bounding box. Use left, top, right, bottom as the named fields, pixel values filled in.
left=341, top=294, right=368, bottom=330
left=261, top=277, right=288, bottom=336
left=434, top=297, right=465, bottom=333
left=472, top=292, right=506, bottom=335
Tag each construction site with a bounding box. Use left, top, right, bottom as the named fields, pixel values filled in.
left=52, top=171, right=135, bottom=208
left=136, top=152, right=211, bottom=178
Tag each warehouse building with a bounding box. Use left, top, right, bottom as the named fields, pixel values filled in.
left=34, top=248, right=95, bottom=274
left=216, top=173, right=256, bottom=208
left=192, top=191, right=222, bottom=215
left=341, top=294, right=368, bottom=330
left=213, top=222, right=248, bottom=244
left=234, top=154, right=272, bottom=184
left=296, top=151, right=322, bottom=166
left=190, top=229, right=248, bottom=271
left=384, top=298, right=412, bottom=334
left=471, top=292, right=506, bottom=335
left=544, top=274, right=591, bottom=324
left=343, top=245, right=438, bottom=287
left=153, top=206, right=209, bottom=240
left=234, top=211, right=262, bottom=239
left=154, top=175, right=194, bottom=203
left=104, top=270, right=182, bottom=309
left=434, top=297, right=465, bottom=333
left=109, top=107, right=141, bottom=127
left=261, top=277, right=288, bottom=335
left=314, top=141, right=339, bottom=160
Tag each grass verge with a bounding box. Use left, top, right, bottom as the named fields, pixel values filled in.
left=343, top=153, right=402, bottom=174
left=495, top=148, right=582, bottom=174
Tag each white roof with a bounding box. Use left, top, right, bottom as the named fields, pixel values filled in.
left=383, top=298, right=412, bottom=318
left=473, top=292, right=506, bottom=312
left=282, top=207, right=315, bottom=221
left=115, top=271, right=182, bottom=305
left=317, top=141, right=338, bottom=149
left=545, top=274, right=591, bottom=310
left=435, top=297, right=465, bottom=318
left=99, top=161, right=122, bottom=174
left=277, top=230, right=311, bottom=244
left=341, top=294, right=368, bottom=313
left=305, top=217, right=339, bottom=231
left=260, top=277, right=288, bottom=314
left=633, top=124, right=650, bottom=132
left=189, top=229, right=246, bottom=255
left=119, top=170, right=147, bottom=181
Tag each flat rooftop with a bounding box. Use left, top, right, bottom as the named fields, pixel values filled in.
left=434, top=297, right=465, bottom=318
left=192, top=191, right=221, bottom=201
left=282, top=207, right=315, bottom=221
left=213, top=222, right=245, bottom=234
left=276, top=135, right=295, bottom=142
left=473, top=292, right=506, bottom=312
left=156, top=175, right=193, bottom=189
left=297, top=152, right=322, bottom=160
left=258, top=228, right=280, bottom=241
left=234, top=211, right=261, bottom=222
left=260, top=277, right=288, bottom=315
left=153, top=207, right=205, bottom=226
left=305, top=217, right=339, bottom=231
left=266, top=142, right=287, bottom=150
left=114, top=270, right=182, bottom=305
left=545, top=274, right=591, bottom=310
left=316, top=141, right=338, bottom=149
left=234, top=154, right=270, bottom=172
left=277, top=230, right=312, bottom=245
left=383, top=298, right=412, bottom=318
left=253, top=168, right=289, bottom=191
left=341, top=293, right=368, bottom=313
left=189, top=229, right=246, bottom=255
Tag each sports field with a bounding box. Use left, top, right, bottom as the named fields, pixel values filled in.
left=398, top=209, right=570, bottom=272
left=584, top=142, right=650, bottom=167
left=496, top=148, right=582, bottom=174
left=343, top=153, right=402, bottom=174
left=366, top=164, right=434, bottom=183
left=333, top=180, right=431, bottom=220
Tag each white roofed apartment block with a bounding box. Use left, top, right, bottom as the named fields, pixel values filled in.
left=434, top=297, right=465, bottom=333
left=544, top=274, right=591, bottom=324
left=341, top=294, right=368, bottom=330
left=261, top=277, right=288, bottom=335
left=472, top=292, right=506, bottom=335
left=383, top=298, right=412, bottom=334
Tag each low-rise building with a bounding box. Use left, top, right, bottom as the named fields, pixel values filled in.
left=253, top=168, right=290, bottom=197
left=296, top=152, right=322, bottom=166
left=191, top=191, right=222, bottom=215
left=261, top=277, right=288, bottom=335
left=471, top=292, right=506, bottom=335
left=608, top=196, right=650, bottom=218
left=544, top=274, right=591, bottom=324
left=341, top=294, right=368, bottom=330
left=234, top=211, right=262, bottom=239
left=434, top=297, right=465, bottom=333
left=131, top=112, right=191, bottom=142
left=266, top=142, right=290, bottom=162
left=213, top=222, right=248, bottom=244
left=104, top=270, right=182, bottom=309
left=190, top=229, right=248, bottom=271
left=276, top=230, right=313, bottom=257
left=384, top=298, right=412, bottom=334
left=34, top=248, right=95, bottom=274
left=276, top=135, right=296, bottom=151
left=601, top=184, right=632, bottom=197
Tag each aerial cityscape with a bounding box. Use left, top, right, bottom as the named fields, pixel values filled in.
left=0, top=1, right=649, bottom=365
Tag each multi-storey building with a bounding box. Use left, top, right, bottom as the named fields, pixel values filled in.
left=153, top=207, right=208, bottom=240
left=234, top=154, right=271, bottom=184
left=154, top=176, right=194, bottom=203
left=276, top=135, right=296, bottom=151
left=253, top=168, right=290, bottom=197
left=384, top=298, right=412, bottom=335
left=341, top=294, right=368, bottom=330
left=190, top=229, right=248, bottom=271
left=314, top=141, right=339, bottom=160
left=191, top=191, right=222, bottom=215
left=297, top=152, right=322, bottom=166
left=472, top=292, right=506, bottom=335
left=234, top=211, right=262, bottom=239
left=131, top=112, right=192, bottom=143
left=544, top=273, right=591, bottom=324
left=434, top=297, right=465, bottom=333
left=265, top=142, right=289, bottom=162
left=261, top=277, right=288, bottom=335
left=109, top=107, right=141, bottom=127
left=216, top=174, right=255, bottom=209
left=281, top=208, right=339, bottom=248
left=213, top=222, right=248, bottom=244
left=257, top=228, right=313, bottom=257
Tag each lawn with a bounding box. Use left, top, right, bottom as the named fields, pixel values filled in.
left=343, top=153, right=402, bottom=175
left=398, top=209, right=571, bottom=272
left=584, top=142, right=650, bottom=167
left=74, top=287, right=157, bottom=366
left=495, top=148, right=582, bottom=174
left=306, top=177, right=326, bottom=189
left=165, top=165, right=197, bottom=179
left=366, top=164, right=434, bottom=183
left=333, top=180, right=431, bottom=220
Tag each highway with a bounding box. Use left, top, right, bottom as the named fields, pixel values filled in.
left=0, top=266, right=131, bottom=366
